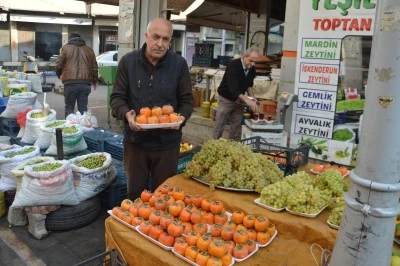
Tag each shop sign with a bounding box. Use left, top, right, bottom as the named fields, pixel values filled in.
left=290, top=0, right=377, bottom=166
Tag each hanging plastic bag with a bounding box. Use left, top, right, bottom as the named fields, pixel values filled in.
left=16, top=108, right=31, bottom=138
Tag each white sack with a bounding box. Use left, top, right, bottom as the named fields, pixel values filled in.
left=21, top=109, right=56, bottom=144
left=11, top=160, right=79, bottom=207
left=70, top=152, right=116, bottom=202
left=45, top=124, right=87, bottom=156
left=0, top=92, right=37, bottom=119
left=34, top=120, right=66, bottom=149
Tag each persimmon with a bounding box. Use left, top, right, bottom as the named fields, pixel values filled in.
left=132, top=198, right=143, bottom=207
left=214, top=212, right=228, bottom=225
left=256, top=230, right=271, bottom=245
left=131, top=216, right=144, bottom=226
left=151, top=106, right=162, bottom=117
left=201, top=199, right=213, bottom=211
left=231, top=211, right=245, bottom=224
left=148, top=225, right=163, bottom=240
left=160, top=183, right=170, bottom=194
left=245, top=239, right=257, bottom=253
left=140, top=189, right=152, bottom=202
left=179, top=208, right=192, bottom=223
left=140, top=107, right=151, bottom=117
left=267, top=222, right=276, bottom=236
left=138, top=203, right=151, bottom=220
left=185, top=245, right=200, bottom=262
left=254, top=216, right=269, bottom=232
left=233, top=243, right=248, bottom=259
left=184, top=194, right=193, bottom=205
left=233, top=229, right=249, bottom=244
left=167, top=219, right=184, bottom=237
left=197, top=233, right=212, bottom=252
left=136, top=114, right=148, bottom=124
left=185, top=203, right=198, bottom=212
left=121, top=199, right=134, bottom=211
left=175, top=199, right=185, bottom=209
left=191, top=210, right=205, bottom=224
left=173, top=237, right=188, bottom=256
left=193, top=223, right=208, bottom=235
left=182, top=222, right=193, bottom=235
left=128, top=205, right=139, bottom=217
left=220, top=226, right=234, bottom=241
left=148, top=195, right=157, bottom=207
left=158, top=114, right=170, bottom=123
left=168, top=201, right=183, bottom=217
left=210, top=223, right=223, bottom=237
left=221, top=252, right=233, bottom=266
left=313, top=164, right=323, bottom=173
left=172, top=187, right=185, bottom=201
left=207, top=256, right=223, bottom=266
left=242, top=214, right=255, bottom=229
left=209, top=201, right=224, bottom=215
left=186, top=231, right=201, bottom=246
left=196, top=251, right=211, bottom=266
left=122, top=212, right=133, bottom=224
left=158, top=232, right=175, bottom=247
left=203, top=212, right=215, bottom=225
left=223, top=221, right=237, bottom=232
left=339, top=166, right=349, bottom=176
left=149, top=210, right=163, bottom=225
left=162, top=194, right=175, bottom=206
left=169, top=113, right=181, bottom=123
left=147, top=115, right=159, bottom=124
left=111, top=207, right=121, bottom=217
left=193, top=195, right=204, bottom=208
left=246, top=228, right=257, bottom=241
left=208, top=240, right=227, bottom=258
left=224, top=240, right=235, bottom=255
left=162, top=104, right=174, bottom=115
left=117, top=210, right=128, bottom=220
left=139, top=220, right=153, bottom=235
left=154, top=198, right=167, bottom=211
left=235, top=224, right=246, bottom=232
left=159, top=213, right=174, bottom=230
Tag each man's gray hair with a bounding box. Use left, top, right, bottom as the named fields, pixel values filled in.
left=242, top=48, right=261, bottom=57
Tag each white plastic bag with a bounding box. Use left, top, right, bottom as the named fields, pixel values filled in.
left=0, top=92, right=37, bottom=119
left=26, top=73, right=43, bottom=93
left=21, top=109, right=57, bottom=144
left=34, top=120, right=66, bottom=149
left=0, top=145, right=40, bottom=191
left=11, top=160, right=79, bottom=207
left=45, top=124, right=88, bottom=156
left=66, top=110, right=98, bottom=131
left=70, top=152, right=116, bottom=202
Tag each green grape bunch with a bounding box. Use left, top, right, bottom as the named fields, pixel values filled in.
left=184, top=138, right=284, bottom=192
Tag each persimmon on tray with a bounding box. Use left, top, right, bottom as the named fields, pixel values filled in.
left=136, top=105, right=183, bottom=129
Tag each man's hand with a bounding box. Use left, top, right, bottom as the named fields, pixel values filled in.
left=126, top=110, right=143, bottom=131
left=92, top=83, right=98, bottom=91
left=246, top=98, right=259, bottom=113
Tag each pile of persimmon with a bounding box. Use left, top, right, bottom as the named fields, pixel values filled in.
left=312, top=163, right=349, bottom=176
left=136, top=105, right=181, bottom=124
left=111, top=184, right=277, bottom=265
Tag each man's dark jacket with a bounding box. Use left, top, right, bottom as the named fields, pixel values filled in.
left=110, top=44, right=194, bottom=151
left=217, top=58, right=256, bottom=102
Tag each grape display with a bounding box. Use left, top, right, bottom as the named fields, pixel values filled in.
left=184, top=138, right=284, bottom=192
left=328, top=197, right=345, bottom=226
left=260, top=170, right=349, bottom=215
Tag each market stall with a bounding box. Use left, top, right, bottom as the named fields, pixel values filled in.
left=105, top=171, right=338, bottom=266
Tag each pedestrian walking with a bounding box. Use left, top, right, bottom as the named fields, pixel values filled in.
left=56, top=33, right=98, bottom=118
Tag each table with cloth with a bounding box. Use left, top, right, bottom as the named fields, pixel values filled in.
left=105, top=169, right=339, bottom=266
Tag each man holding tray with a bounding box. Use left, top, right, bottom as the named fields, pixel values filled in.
left=110, top=17, right=193, bottom=199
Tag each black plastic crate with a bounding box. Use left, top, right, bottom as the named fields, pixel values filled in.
left=100, top=160, right=127, bottom=208
left=241, top=136, right=310, bottom=167
left=83, top=129, right=114, bottom=152
left=195, top=43, right=214, bottom=58
left=104, top=135, right=124, bottom=161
